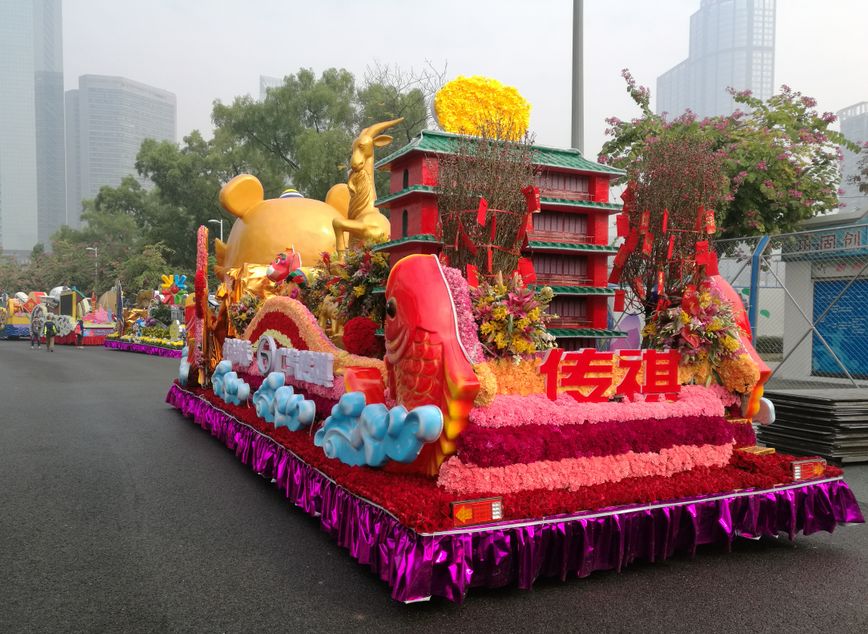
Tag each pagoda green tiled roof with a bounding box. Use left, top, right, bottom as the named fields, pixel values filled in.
left=541, top=197, right=622, bottom=212
left=375, top=184, right=436, bottom=207
left=526, top=241, right=619, bottom=254
left=547, top=328, right=626, bottom=339
left=531, top=285, right=615, bottom=296
left=370, top=234, right=441, bottom=252
left=375, top=129, right=624, bottom=176
left=375, top=187, right=623, bottom=213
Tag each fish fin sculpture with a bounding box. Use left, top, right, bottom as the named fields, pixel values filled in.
left=708, top=274, right=772, bottom=419
left=383, top=254, right=480, bottom=476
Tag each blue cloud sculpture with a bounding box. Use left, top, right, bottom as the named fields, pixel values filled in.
left=273, top=386, right=316, bottom=431
left=212, top=360, right=233, bottom=399
left=179, top=347, right=190, bottom=387
left=223, top=372, right=250, bottom=406
left=313, top=392, right=443, bottom=467
left=252, top=372, right=285, bottom=422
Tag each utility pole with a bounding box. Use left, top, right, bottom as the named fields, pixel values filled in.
left=571, top=0, right=584, bottom=154
left=208, top=218, right=224, bottom=242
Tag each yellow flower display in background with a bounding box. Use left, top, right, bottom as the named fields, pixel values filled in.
left=434, top=76, right=531, bottom=140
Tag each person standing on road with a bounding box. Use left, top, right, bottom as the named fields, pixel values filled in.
left=30, top=320, right=41, bottom=349
left=75, top=319, right=84, bottom=348
left=44, top=317, right=57, bottom=352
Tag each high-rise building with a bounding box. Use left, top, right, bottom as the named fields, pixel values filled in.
left=657, top=0, right=776, bottom=119
left=259, top=75, right=283, bottom=101
left=0, top=0, right=66, bottom=258
left=838, top=102, right=868, bottom=214
left=65, top=75, right=176, bottom=227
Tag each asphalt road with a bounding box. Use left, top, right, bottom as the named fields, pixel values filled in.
left=1, top=341, right=867, bottom=633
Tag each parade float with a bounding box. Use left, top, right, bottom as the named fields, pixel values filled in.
left=1, top=288, right=113, bottom=344
left=47, top=286, right=115, bottom=345
left=1, top=292, right=37, bottom=339
left=165, top=77, right=863, bottom=603
left=104, top=277, right=186, bottom=358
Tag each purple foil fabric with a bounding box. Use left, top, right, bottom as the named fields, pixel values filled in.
left=166, top=384, right=865, bottom=604
left=105, top=339, right=183, bottom=358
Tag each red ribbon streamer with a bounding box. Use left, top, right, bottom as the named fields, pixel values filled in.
left=466, top=264, right=479, bottom=287
left=517, top=257, right=537, bottom=284
left=477, top=197, right=488, bottom=226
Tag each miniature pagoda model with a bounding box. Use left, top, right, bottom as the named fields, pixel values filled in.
left=372, top=130, right=625, bottom=349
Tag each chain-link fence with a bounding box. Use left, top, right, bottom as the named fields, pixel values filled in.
left=715, top=219, right=868, bottom=392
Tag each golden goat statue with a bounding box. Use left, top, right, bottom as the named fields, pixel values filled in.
left=330, top=118, right=403, bottom=258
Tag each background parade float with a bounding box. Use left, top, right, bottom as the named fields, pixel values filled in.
left=164, top=76, right=863, bottom=602
left=1, top=287, right=114, bottom=345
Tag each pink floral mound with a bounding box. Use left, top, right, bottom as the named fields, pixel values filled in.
left=442, top=265, right=485, bottom=364
left=438, top=443, right=734, bottom=495
left=469, top=384, right=727, bottom=428
left=439, top=384, right=738, bottom=497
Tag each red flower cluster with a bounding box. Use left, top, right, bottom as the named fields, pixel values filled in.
left=457, top=415, right=737, bottom=467
left=246, top=311, right=305, bottom=350
left=342, top=317, right=384, bottom=358
left=181, top=386, right=831, bottom=532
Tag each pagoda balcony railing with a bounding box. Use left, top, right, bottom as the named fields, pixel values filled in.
left=527, top=230, right=592, bottom=244
left=534, top=273, right=593, bottom=287
left=547, top=316, right=593, bottom=329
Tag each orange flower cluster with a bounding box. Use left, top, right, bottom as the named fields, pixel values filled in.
left=717, top=353, right=760, bottom=395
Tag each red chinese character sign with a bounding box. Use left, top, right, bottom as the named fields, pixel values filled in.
left=540, top=348, right=681, bottom=403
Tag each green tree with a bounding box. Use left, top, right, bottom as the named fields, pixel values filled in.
left=0, top=252, right=26, bottom=292
left=357, top=62, right=443, bottom=195
left=358, top=61, right=445, bottom=145
left=212, top=68, right=357, bottom=200
left=600, top=71, right=862, bottom=239
left=135, top=130, right=283, bottom=269
left=118, top=243, right=170, bottom=291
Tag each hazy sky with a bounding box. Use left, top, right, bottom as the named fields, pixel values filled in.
left=63, top=0, right=868, bottom=159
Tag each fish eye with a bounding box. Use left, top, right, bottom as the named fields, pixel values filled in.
left=386, top=298, right=397, bottom=319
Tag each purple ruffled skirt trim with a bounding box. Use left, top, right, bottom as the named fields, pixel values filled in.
left=166, top=384, right=864, bottom=603
left=105, top=339, right=182, bottom=358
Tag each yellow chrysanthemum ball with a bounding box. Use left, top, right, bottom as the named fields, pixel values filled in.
left=434, top=76, right=531, bottom=140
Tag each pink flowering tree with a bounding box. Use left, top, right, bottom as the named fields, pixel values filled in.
left=600, top=71, right=862, bottom=240
left=852, top=144, right=868, bottom=194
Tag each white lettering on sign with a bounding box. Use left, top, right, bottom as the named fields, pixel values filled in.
left=256, top=334, right=334, bottom=388
left=223, top=338, right=253, bottom=368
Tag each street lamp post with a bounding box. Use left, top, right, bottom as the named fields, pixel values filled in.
left=85, top=246, right=98, bottom=294
left=208, top=218, right=224, bottom=242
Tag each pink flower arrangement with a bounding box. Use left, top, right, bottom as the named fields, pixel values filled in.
left=438, top=443, right=734, bottom=495
left=442, top=265, right=485, bottom=363
left=705, top=382, right=740, bottom=408
left=458, top=414, right=737, bottom=468
left=469, top=385, right=726, bottom=428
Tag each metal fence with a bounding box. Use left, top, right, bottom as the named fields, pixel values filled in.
left=715, top=220, right=868, bottom=392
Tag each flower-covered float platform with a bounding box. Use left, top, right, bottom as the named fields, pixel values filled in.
left=168, top=250, right=864, bottom=603
left=105, top=334, right=184, bottom=358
